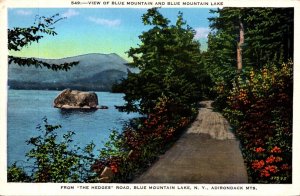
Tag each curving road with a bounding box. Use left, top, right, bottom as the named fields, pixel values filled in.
left=133, top=101, right=248, bottom=183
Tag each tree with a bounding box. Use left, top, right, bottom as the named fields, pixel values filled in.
left=8, top=14, right=78, bottom=71
left=242, top=8, right=293, bottom=67
left=208, top=8, right=245, bottom=73
left=207, top=8, right=293, bottom=72
left=237, top=13, right=244, bottom=73
left=115, top=8, right=210, bottom=116
left=206, top=8, right=294, bottom=108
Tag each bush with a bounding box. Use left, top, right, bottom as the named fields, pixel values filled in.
left=224, top=61, right=293, bottom=183
left=7, top=163, right=31, bottom=182
left=7, top=117, right=98, bottom=182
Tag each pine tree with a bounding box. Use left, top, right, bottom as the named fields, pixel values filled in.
left=207, top=7, right=293, bottom=72
left=205, top=7, right=293, bottom=108
left=115, top=8, right=209, bottom=115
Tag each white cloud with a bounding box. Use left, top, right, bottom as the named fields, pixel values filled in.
left=62, top=9, right=79, bottom=18
left=15, top=10, right=32, bottom=16
left=195, top=27, right=210, bottom=39
left=88, top=16, right=121, bottom=27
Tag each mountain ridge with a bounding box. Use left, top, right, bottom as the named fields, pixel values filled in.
left=8, top=53, right=135, bottom=91
left=12, top=52, right=125, bottom=61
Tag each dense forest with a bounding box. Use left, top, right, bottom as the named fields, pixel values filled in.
left=8, top=7, right=293, bottom=183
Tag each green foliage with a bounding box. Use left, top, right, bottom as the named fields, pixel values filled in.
left=206, top=8, right=293, bottom=110
left=224, top=62, right=293, bottom=183
left=8, top=14, right=61, bottom=51
left=7, top=117, right=98, bottom=182
left=7, top=163, right=31, bottom=182
left=208, top=7, right=293, bottom=70
left=242, top=8, right=293, bottom=67
left=8, top=14, right=78, bottom=71
left=115, top=8, right=210, bottom=115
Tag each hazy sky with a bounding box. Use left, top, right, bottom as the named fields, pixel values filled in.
left=8, top=8, right=214, bottom=61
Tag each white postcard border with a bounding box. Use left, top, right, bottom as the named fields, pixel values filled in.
left=1, top=0, right=299, bottom=195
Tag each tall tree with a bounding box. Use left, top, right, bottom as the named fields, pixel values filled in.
left=8, top=14, right=78, bottom=71
left=115, top=8, right=209, bottom=115
left=209, top=8, right=245, bottom=73
left=237, top=13, right=244, bottom=73
left=206, top=7, right=293, bottom=108
left=242, top=8, right=293, bottom=67
left=207, top=7, right=294, bottom=72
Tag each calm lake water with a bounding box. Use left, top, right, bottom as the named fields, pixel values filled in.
left=7, top=89, right=139, bottom=166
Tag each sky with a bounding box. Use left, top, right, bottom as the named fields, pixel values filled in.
left=8, top=8, right=214, bottom=61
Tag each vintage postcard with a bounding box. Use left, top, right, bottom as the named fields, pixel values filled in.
left=0, top=0, right=299, bottom=195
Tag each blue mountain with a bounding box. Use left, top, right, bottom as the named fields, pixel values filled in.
left=8, top=53, right=136, bottom=91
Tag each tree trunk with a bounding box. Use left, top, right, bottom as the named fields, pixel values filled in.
left=237, top=18, right=244, bottom=73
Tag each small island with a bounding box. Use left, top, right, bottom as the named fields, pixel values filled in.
left=53, top=89, right=108, bottom=109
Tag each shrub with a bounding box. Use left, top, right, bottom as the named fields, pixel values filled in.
left=224, top=61, right=293, bottom=183
left=7, top=117, right=98, bottom=182
left=7, top=163, right=31, bottom=182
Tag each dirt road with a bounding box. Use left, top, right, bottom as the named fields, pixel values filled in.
left=133, top=101, right=248, bottom=183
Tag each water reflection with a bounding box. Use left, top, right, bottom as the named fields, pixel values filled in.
left=58, top=108, right=97, bottom=118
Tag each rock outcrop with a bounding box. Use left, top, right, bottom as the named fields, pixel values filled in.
left=54, top=89, right=99, bottom=109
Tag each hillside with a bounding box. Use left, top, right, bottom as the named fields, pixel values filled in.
left=8, top=53, right=136, bottom=91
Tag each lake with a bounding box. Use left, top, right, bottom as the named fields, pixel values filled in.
left=7, top=89, right=139, bottom=167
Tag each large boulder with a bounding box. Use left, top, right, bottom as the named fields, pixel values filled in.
left=54, top=89, right=99, bottom=109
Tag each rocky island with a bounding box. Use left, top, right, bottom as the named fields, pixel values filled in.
left=54, top=89, right=105, bottom=109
